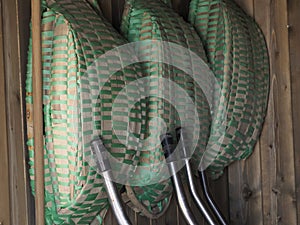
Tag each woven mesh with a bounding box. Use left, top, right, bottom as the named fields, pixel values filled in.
left=120, top=0, right=211, bottom=218
left=188, top=0, right=269, bottom=178
left=26, top=0, right=148, bottom=223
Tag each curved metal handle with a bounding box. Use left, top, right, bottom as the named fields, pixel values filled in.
left=161, top=133, right=199, bottom=225
left=199, top=170, right=228, bottom=225
left=91, top=138, right=132, bottom=225
left=176, top=128, right=217, bottom=225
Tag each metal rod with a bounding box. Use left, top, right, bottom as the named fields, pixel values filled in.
left=176, top=128, right=217, bottom=225
left=185, top=160, right=217, bottom=225
left=91, top=138, right=132, bottom=225
left=31, top=0, right=45, bottom=224
left=199, top=170, right=228, bottom=225
left=161, top=133, right=198, bottom=225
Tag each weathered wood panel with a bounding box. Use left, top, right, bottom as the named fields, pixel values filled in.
left=261, top=0, right=296, bottom=224
left=209, top=169, right=229, bottom=222
left=0, top=0, right=11, bottom=224
left=288, top=0, right=300, bottom=223
left=1, top=0, right=31, bottom=224
left=229, top=0, right=298, bottom=225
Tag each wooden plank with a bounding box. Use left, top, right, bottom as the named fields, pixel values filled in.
left=151, top=215, right=165, bottom=225
left=137, top=213, right=150, bottom=225
left=1, top=0, right=31, bottom=224
left=31, top=0, right=45, bottom=223
left=228, top=1, right=264, bottom=224
left=165, top=194, right=179, bottom=225
left=288, top=0, right=300, bottom=223
left=209, top=169, right=229, bottom=222
left=228, top=148, right=263, bottom=225
left=0, top=0, right=11, bottom=224
left=258, top=0, right=297, bottom=224
left=252, top=0, right=274, bottom=224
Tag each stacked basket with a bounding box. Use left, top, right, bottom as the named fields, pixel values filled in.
left=26, top=0, right=269, bottom=223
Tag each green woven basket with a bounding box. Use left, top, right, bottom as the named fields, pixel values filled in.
left=188, top=0, right=269, bottom=178
left=120, top=0, right=212, bottom=218
left=26, top=0, right=150, bottom=223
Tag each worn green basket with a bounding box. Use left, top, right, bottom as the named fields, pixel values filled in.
left=188, top=0, right=269, bottom=178
left=120, top=0, right=212, bottom=218
left=26, top=0, right=150, bottom=223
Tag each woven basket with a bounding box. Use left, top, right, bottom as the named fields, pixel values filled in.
left=188, top=0, right=269, bottom=178
left=120, top=0, right=211, bottom=218
left=26, top=0, right=149, bottom=223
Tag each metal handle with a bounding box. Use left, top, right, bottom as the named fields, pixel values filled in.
left=91, top=138, right=132, bottom=225
left=176, top=127, right=217, bottom=225
left=199, top=170, right=228, bottom=225
left=161, top=133, right=199, bottom=225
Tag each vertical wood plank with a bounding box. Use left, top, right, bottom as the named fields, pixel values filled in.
left=2, top=0, right=31, bottom=224
left=165, top=194, right=179, bottom=225
left=228, top=1, right=264, bottom=224
left=0, top=0, right=11, bottom=224
left=151, top=212, right=166, bottom=225
left=288, top=0, right=300, bottom=223
left=137, top=213, right=150, bottom=225
left=253, top=0, right=275, bottom=224
left=209, top=169, right=229, bottom=222
left=228, top=148, right=263, bottom=225
left=259, top=0, right=297, bottom=224
left=31, top=0, right=45, bottom=223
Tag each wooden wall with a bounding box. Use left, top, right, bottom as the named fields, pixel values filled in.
left=228, top=0, right=299, bottom=224
left=0, top=0, right=32, bottom=224
left=0, top=0, right=299, bottom=224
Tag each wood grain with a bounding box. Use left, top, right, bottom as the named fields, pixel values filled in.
left=0, top=0, right=11, bottom=224
left=265, top=0, right=297, bottom=224
left=165, top=194, right=179, bottom=225
left=209, top=169, right=229, bottom=222
left=31, top=0, right=45, bottom=224
left=288, top=0, right=300, bottom=222
left=1, top=0, right=31, bottom=224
